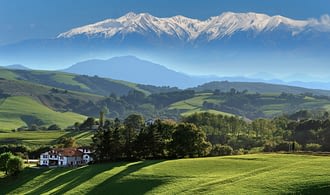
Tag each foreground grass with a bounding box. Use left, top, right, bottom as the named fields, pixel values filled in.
left=1, top=154, right=330, bottom=194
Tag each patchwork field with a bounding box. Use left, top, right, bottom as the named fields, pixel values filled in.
left=1, top=154, right=330, bottom=194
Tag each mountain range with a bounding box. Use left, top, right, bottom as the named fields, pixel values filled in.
left=2, top=55, right=330, bottom=90
left=62, top=56, right=330, bottom=90
left=58, top=12, right=329, bottom=43
left=0, top=12, right=330, bottom=79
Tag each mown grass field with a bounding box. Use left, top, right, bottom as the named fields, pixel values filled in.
left=0, top=130, right=93, bottom=146
left=1, top=154, right=330, bottom=194
left=0, top=96, right=86, bottom=130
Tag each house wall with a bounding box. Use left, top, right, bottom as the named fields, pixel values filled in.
left=39, top=152, right=49, bottom=166
left=58, top=156, right=68, bottom=166
left=67, top=156, right=83, bottom=166
left=83, top=154, right=93, bottom=164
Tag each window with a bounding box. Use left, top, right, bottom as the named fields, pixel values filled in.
left=85, top=155, right=89, bottom=159
left=43, top=155, right=48, bottom=158
left=54, top=155, right=57, bottom=158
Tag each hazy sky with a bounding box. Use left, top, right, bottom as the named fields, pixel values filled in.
left=0, top=0, right=329, bottom=45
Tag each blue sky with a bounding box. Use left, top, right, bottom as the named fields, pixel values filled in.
left=0, top=0, right=329, bottom=45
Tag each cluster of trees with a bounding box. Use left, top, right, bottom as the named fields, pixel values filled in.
left=91, top=114, right=212, bottom=162
left=91, top=110, right=330, bottom=163
left=184, top=111, right=330, bottom=152
left=0, top=152, right=24, bottom=176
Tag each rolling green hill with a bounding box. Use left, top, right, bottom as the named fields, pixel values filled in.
left=0, top=96, right=86, bottom=130
left=0, top=68, right=151, bottom=97
left=192, top=81, right=330, bottom=96
left=1, top=154, right=330, bottom=194
left=169, top=92, right=330, bottom=119
left=2, top=67, right=330, bottom=129
left=0, top=130, right=93, bottom=146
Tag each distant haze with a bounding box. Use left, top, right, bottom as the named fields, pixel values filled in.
left=0, top=11, right=330, bottom=85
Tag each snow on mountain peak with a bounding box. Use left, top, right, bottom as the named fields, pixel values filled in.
left=57, top=12, right=320, bottom=40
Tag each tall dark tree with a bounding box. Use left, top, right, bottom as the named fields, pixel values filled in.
left=123, top=114, right=144, bottom=159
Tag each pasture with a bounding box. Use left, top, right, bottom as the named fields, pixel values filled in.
left=1, top=154, right=330, bottom=194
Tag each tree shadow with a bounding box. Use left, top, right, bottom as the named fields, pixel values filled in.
left=290, top=183, right=330, bottom=195
left=0, top=167, right=59, bottom=194
left=87, top=160, right=167, bottom=195
left=26, top=162, right=127, bottom=195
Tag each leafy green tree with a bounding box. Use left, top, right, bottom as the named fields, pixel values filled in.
left=6, top=156, right=24, bottom=176
left=80, top=117, right=96, bottom=130
left=0, top=152, right=13, bottom=175
left=170, top=123, right=211, bottom=158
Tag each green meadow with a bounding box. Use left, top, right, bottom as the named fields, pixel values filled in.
left=0, top=96, right=86, bottom=130
left=1, top=154, right=330, bottom=194
left=0, top=130, right=93, bottom=146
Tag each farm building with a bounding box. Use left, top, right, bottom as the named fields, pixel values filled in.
left=39, top=148, right=93, bottom=167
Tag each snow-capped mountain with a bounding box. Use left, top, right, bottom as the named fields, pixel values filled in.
left=57, top=12, right=326, bottom=42
left=1, top=12, right=330, bottom=79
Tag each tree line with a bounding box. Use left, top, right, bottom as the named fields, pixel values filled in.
left=91, top=114, right=211, bottom=162
left=91, top=110, right=330, bottom=162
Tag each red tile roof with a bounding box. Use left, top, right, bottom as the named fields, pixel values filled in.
left=49, top=148, right=84, bottom=157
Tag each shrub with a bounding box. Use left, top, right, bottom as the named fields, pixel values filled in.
left=6, top=156, right=24, bottom=176
left=210, top=144, right=233, bottom=156
left=305, top=143, right=322, bottom=152
left=274, top=141, right=302, bottom=152
left=0, top=152, right=13, bottom=174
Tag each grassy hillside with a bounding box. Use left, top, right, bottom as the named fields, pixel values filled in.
left=193, top=81, right=330, bottom=96
left=0, top=130, right=93, bottom=146
left=0, top=69, right=151, bottom=96
left=169, top=92, right=330, bottom=119
left=0, top=96, right=86, bottom=130
left=1, top=154, right=330, bottom=194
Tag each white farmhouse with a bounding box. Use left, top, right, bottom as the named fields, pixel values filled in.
left=39, top=148, right=93, bottom=167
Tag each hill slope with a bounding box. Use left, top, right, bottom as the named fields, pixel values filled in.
left=1, top=154, right=330, bottom=194
left=192, top=81, right=330, bottom=96
left=0, top=96, right=86, bottom=130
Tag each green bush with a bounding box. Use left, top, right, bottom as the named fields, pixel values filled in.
left=0, top=152, right=13, bottom=174
left=6, top=156, right=24, bottom=176
left=274, top=141, right=302, bottom=152
left=305, top=143, right=322, bottom=152
left=210, top=144, right=233, bottom=156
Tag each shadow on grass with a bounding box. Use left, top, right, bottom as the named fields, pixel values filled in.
left=26, top=162, right=127, bottom=195
left=1, top=160, right=166, bottom=194
left=292, top=184, right=330, bottom=194
left=87, top=160, right=167, bottom=195
left=0, top=167, right=59, bottom=194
